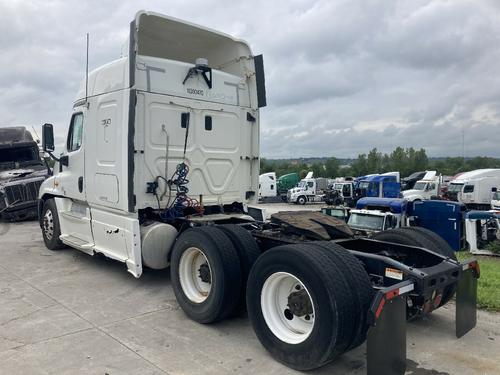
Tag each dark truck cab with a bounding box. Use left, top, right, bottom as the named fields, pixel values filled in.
left=0, top=127, right=49, bottom=221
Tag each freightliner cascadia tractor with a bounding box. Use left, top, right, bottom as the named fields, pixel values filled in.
left=38, top=11, right=479, bottom=375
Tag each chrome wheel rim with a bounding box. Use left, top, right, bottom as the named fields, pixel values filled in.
left=43, top=209, right=54, bottom=240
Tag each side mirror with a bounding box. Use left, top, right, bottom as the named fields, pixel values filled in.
left=492, top=187, right=497, bottom=192
left=42, top=123, right=55, bottom=152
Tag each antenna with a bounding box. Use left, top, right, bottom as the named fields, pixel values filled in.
left=32, top=125, right=41, bottom=145
left=85, top=33, right=89, bottom=103
left=31, top=125, right=40, bottom=142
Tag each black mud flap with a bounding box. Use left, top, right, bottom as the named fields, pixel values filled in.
left=456, top=259, right=480, bottom=339
left=366, top=280, right=414, bottom=375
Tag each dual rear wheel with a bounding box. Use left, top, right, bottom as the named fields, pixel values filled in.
left=171, top=229, right=373, bottom=371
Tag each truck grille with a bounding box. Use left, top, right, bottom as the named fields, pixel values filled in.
left=4, top=180, right=43, bottom=205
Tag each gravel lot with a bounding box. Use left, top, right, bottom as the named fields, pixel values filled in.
left=0, top=204, right=499, bottom=375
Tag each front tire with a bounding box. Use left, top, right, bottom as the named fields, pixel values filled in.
left=296, top=196, right=307, bottom=205
left=40, top=199, right=65, bottom=250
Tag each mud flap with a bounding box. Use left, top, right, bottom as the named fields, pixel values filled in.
left=456, top=259, right=479, bottom=338
left=366, top=280, right=414, bottom=375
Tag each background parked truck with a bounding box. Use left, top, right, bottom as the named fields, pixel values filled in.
left=492, top=191, right=500, bottom=210
left=401, top=171, right=426, bottom=190
left=448, top=169, right=500, bottom=210
left=0, top=126, right=49, bottom=221
left=276, top=172, right=299, bottom=200
left=258, top=172, right=276, bottom=199
left=348, top=197, right=465, bottom=251
left=402, top=171, right=441, bottom=201
left=353, top=172, right=401, bottom=203
left=286, top=172, right=330, bottom=204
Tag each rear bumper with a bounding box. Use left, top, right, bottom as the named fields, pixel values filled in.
left=366, top=259, right=479, bottom=375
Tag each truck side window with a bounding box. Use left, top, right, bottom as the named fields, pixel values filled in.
left=67, top=113, right=84, bottom=152
left=307, top=182, right=314, bottom=188
left=384, top=216, right=391, bottom=230
left=463, top=185, right=474, bottom=193
left=205, top=116, right=212, bottom=131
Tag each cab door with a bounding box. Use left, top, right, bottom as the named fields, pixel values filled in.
left=56, top=111, right=94, bottom=249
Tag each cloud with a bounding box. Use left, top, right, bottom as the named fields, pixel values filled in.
left=0, top=0, right=499, bottom=158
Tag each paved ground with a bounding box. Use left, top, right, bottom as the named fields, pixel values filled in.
left=1, top=208, right=499, bottom=374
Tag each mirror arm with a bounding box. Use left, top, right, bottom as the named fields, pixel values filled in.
left=43, top=157, right=53, bottom=176
left=46, top=151, right=60, bottom=163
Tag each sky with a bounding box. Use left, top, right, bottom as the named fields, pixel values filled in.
left=1, top=0, right=500, bottom=158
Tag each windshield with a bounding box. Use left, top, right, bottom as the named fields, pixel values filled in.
left=329, top=209, right=345, bottom=219
left=0, top=146, right=40, bottom=165
left=348, top=213, right=385, bottom=231
left=358, top=182, right=370, bottom=190
left=413, top=182, right=427, bottom=191
left=298, top=181, right=306, bottom=188
left=407, top=172, right=422, bottom=179
left=448, top=183, right=464, bottom=193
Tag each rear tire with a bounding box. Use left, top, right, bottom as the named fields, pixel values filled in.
left=170, top=227, right=242, bottom=323
left=372, top=228, right=456, bottom=310
left=403, top=227, right=456, bottom=260
left=218, top=224, right=260, bottom=313
left=308, top=242, right=373, bottom=350
left=40, top=199, right=65, bottom=250
left=398, top=227, right=457, bottom=306
left=246, top=244, right=355, bottom=370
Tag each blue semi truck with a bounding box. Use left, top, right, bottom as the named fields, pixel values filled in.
left=348, top=197, right=466, bottom=251
left=353, top=173, right=401, bottom=203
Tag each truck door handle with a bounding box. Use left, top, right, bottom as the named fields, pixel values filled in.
left=78, top=177, right=84, bottom=193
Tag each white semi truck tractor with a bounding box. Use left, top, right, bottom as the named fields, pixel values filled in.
left=38, top=11, right=479, bottom=374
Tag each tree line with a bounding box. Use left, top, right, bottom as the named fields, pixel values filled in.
left=260, top=147, right=500, bottom=179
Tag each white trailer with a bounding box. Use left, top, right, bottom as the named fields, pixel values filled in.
left=37, top=11, right=479, bottom=374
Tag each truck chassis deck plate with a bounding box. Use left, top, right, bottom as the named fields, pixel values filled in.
left=270, top=211, right=353, bottom=240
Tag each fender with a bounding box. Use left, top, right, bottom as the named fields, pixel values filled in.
left=37, top=174, right=65, bottom=224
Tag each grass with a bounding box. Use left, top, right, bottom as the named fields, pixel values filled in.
left=457, top=251, right=500, bottom=311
